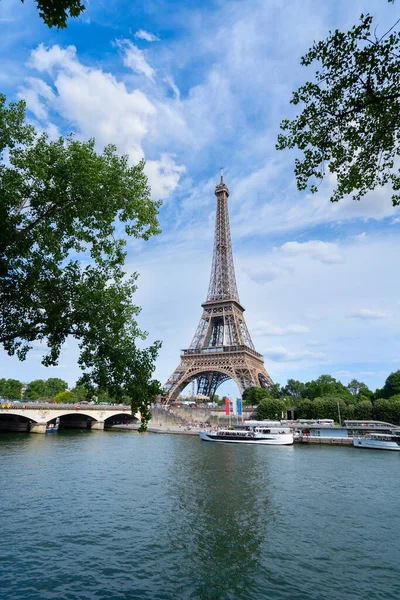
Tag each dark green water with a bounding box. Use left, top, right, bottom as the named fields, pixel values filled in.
left=0, top=431, right=399, bottom=600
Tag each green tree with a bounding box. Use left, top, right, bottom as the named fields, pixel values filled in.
left=70, top=384, right=89, bottom=403
left=0, top=96, right=161, bottom=429
left=381, top=370, right=400, bottom=398
left=212, top=394, right=223, bottom=406
left=373, top=399, right=393, bottom=423
left=0, top=378, right=23, bottom=400
left=295, top=398, right=314, bottom=420
left=93, top=389, right=113, bottom=404
left=242, top=386, right=271, bottom=406
left=24, top=379, right=48, bottom=400
left=389, top=399, right=400, bottom=424
left=343, top=403, right=355, bottom=420
left=282, top=379, right=305, bottom=401
left=46, top=378, right=68, bottom=398
left=257, top=398, right=285, bottom=421
left=277, top=12, right=400, bottom=206
left=313, top=395, right=346, bottom=422
left=303, top=375, right=350, bottom=401
left=354, top=400, right=373, bottom=420
left=54, top=391, right=75, bottom=403
left=347, top=379, right=372, bottom=399
left=269, top=383, right=282, bottom=399
left=21, top=0, right=86, bottom=29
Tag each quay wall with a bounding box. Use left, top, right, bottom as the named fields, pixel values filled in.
left=149, top=406, right=256, bottom=428
left=300, top=436, right=352, bottom=446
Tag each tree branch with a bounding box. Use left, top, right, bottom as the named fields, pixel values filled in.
left=336, top=92, right=400, bottom=119
left=5, top=197, right=73, bottom=250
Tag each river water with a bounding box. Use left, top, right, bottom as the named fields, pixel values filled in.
left=0, top=431, right=399, bottom=600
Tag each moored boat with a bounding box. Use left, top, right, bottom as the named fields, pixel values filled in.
left=353, top=433, right=400, bottom=451
left=199, top=422, right=293, bottom=445
left=46, top=418, right=60, bottom=434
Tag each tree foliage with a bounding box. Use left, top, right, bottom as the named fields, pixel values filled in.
left=282, top=379, right=305, bottom=401
left=242, top=386, right=271, bottom=405
left=354, top=400, right=373, bottom=420
left=277, top=12, right=400, bottom=206
left=257, top=398, right=285, bottom=421
left=54, top=390, right=75, bottom=403
left=0, top=96, right=162, bottom=429
left=295, top=398, right=314, bottom=419
left=21, top=0, right=86, bottom=29
left=45, top=378, right=68, bottom=397
left=312, top=395, right=346, bottom=422
left=23, top=378, right=68, bottom=400
left=381, top=370, right=400, bottom=398
left=24, top=379, right=48, bottom=400
left=303, top=375, right=351, bottom=401
left=0, top=378, right=23, bottom=400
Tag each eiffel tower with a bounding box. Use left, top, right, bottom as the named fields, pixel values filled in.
left=163, top=172, right=273, bottom=402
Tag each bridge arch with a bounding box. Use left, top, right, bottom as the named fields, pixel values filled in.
left=0, top=405, right=137, bottom=433
left=167, top=366, right=242, bottom=402
left=0, top=413, right=33, bottom=432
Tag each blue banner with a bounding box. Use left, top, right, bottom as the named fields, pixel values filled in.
left=237, top=398, right=242, bottom=416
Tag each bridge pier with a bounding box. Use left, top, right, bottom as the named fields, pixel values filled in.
left=30, top=423, right=47, bottom=434
left=91, top=421, right=104, bottom=431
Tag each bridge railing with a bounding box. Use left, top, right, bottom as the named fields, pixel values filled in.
left=0, top=402, right=130, bottom=411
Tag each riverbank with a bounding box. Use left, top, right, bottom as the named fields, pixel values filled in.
left=109, top=423, right=199, bottom=435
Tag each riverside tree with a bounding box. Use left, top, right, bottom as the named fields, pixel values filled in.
left=23, top=378, right=68, bottom=400
left=242, top=386, right=271, bottom=405
left=24, top=379, right=48, bottom=400
left=257, top=398, right=285, bottom=421
left=0, top=378, right=23, bottom=400
left=54, top=391, right=75, bottom=403
left=0, top=96, right=161, bottom=430
left=380, top=370, right=400, bottom=398
left=277, top=9, right=400, bottom=206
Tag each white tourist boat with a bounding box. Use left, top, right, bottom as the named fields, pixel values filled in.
left=199, top=422, right=293, bottom=445
left=353, top=433, right=400, bottom=451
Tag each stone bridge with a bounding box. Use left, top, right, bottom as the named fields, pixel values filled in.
left=0, top=402, right=139, bottom=433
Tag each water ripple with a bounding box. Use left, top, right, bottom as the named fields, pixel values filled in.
left=0, top=433, right=399, bottom=599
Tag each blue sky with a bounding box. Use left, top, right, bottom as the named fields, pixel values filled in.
left=1, top=0, right=400, bottom=395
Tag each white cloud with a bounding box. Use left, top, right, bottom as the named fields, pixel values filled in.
left=262, top=346, right=325, bottom=363
left=244, top=263, right=292, bottom=284
left=117, top=39, right=156, bottom=81
left=164, top=75, right=180, bottom=100
left=253, top=322, right=310, bottom=336
left=134, top=30, right=160, bottom=42
left=17, top=77, right=55, bottom=120
left=275, top=240, right=344, bottom=264
left=230, top=168, right=399, bottom=238
left=144, top=154, right=186, bottom=199
left=347, top=308, right=391, bottom=320
left=22, top=43, right=185, bottom=199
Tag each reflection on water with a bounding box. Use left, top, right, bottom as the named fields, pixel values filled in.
left=166, top=439, right=275, bottom=599
left=0, top=432, right=400, bottom=600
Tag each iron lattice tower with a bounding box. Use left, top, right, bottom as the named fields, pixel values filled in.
left=163, top=173, right=273, bottom=402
